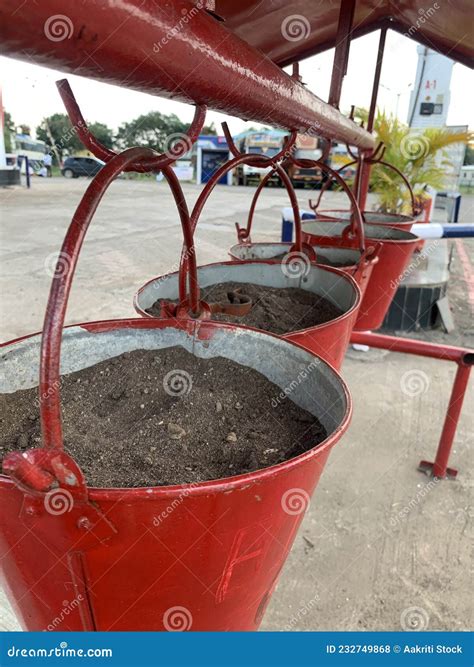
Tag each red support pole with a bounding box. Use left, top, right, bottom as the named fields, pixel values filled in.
left=420, top=364, right=472, bottom=479
left=328, top=0, right=356, bottom=108
left=350, top=331, right=473, bottom=479
left=356, top=28, right=387, bottom=210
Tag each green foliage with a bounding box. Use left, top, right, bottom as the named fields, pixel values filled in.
left=201, top=122, right=217, bottom=135
left=116, top=112, right=188, bottom=152
left=37, top=114, right=83, bottom=162
left=88, top=122, right=114, bottom=149
left=354, top=108, right=472, bottom=213
left=36, top=114, right=114, bottom=162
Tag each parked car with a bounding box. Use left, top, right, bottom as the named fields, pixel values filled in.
left=61, top=156, right=104, bottom=178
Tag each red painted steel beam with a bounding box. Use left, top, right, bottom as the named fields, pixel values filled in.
left=351, top=331, right=473, bottom=479
left=0, top=0, right=375, bottom=150
left=350, top=331, right=473, bottom=365
left=357, top=28, right=387, bottom=210
left=328, top=0, right=356, bottom=108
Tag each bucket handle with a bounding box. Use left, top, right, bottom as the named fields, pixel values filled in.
left=57, top=79, right=207, bottom=173
left=177, top=151, right=315, bottom=303
left=288, top=158, right=366, bottom=254
left=236, top=158, right=365, bottom=254
left=36, top=148, right=199, bottom=453
left=220, top=123, right=305, bottom=248
left=310, top=158, right=420, bottom=219
left=375, top=160, right=422, bottom=218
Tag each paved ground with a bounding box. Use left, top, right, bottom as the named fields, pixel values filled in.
left=0, top=178, right=472, bottom=631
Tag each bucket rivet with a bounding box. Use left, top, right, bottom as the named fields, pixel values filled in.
left=77, top=516, right=92, bottom=530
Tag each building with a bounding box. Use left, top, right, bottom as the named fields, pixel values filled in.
left=459, top=164, right=474, bottom=189
left=407, top=46, right=454, bottom=129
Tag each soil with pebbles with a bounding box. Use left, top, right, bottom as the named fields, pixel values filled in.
left=0, top=348, right=327, bottom=488
left=147, top=282, right=344, bottom=335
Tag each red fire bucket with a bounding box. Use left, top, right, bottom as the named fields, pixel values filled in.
left=135, top=260, right=360, bottom=371
left=301, top=218, right=420, bottom=331
left=0, top=147, right=352, bottom=632
left=0, top=318, right=351, bottom=632
left=228, top=241, right=379, bottom=304
left=309, top=158, right=421, bottom=231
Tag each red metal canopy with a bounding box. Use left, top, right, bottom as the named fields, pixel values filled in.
left=224, top=0, right=474, bottom=70
left=0, top=0, right=471, bottom=148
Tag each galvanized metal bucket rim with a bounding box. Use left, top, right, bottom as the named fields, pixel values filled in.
left=302, top=220, right=419, bottom=244
left=316, top=208, right=415, bottom=225
left=134, top=259, right=362, bottom=335
left=0, top=317, right=352, bottom=499
left=228, top=241, right=365, bottom=266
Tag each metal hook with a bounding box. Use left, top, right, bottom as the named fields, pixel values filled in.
left=221, top=121, right=298, bottom=166
left=56, top=79, right=207, bottom=173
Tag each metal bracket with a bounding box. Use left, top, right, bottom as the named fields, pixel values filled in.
left=3, top=448, right=117, bottom=548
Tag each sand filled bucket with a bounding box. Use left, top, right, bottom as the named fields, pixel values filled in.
left=135, top=259, right=360, bottom=370
left=301, top=217, right=420, bottom=331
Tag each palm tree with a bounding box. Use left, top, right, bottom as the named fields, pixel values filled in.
left=355, top=108, right=471, bottom=214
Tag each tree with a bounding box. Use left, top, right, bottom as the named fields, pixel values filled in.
left=37, top=113, right=82, bottom=162
left=88, top=122, right=114, bottom=149
left=3, top=111, right=15, bottom=153
left=36, top=114, right=114, bottom=162
left=116, top=112, right=187, bottom=152
left=201, top=122, right=217, bottom=135
left=19, top=124, right=31, bottom=136
left=354, top=108, right=472, bottom=213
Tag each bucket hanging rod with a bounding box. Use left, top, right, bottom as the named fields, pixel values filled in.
left=0, top=0, right=375, bottom=150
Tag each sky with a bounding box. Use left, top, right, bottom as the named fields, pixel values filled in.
left=1, top=29, right=472, bottom=139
